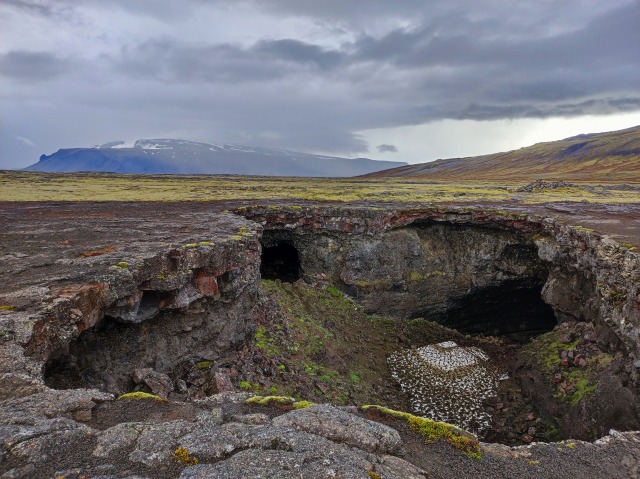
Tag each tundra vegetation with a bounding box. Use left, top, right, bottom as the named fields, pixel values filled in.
left=1, top=170, right=639, bottom=204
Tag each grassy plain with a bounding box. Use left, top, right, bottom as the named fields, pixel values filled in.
left=1, top=170, right=639, bottom=204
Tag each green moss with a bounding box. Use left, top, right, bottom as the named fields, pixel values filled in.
left=236, top=226, right=253, bottom=237
left=239, top=381, right=262, bottom=393
left=526, top=331, right=580, bottom=372
left=0, top=305, right=17, bottom=311
left=117, top=391, right=164, bottom=401
left=117, top=261, right=129, bottom=268
left=325, top=285, right=343, bottom=298
left=255, top=325, right=281, bottom=356
left=349, top=371, right=362, bottom=383
left=174, top=447, right=198, bottom=466
left=409, top=271, right=423, bottom=282
left=568, top=376, right=599, bottom=406
left=524, top=330, right=608, bottom=405
left=245, top=395, right=295, bottom=406
left=196, top=360, right=214, bottom=370
left=363, top=405, right=481, bottom=459
left=293, top=400, right=317, bottom=409
left=198, top=241, right=214, bottom=246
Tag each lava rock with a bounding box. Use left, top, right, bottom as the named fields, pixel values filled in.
left=272, top=404, right=402, bottom=454
left=132, top=368, right=174, bottom=399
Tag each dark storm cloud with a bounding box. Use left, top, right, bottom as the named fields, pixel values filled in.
left=253, top=39, right=344, bottom=70
left=107, top=1, right=639, bottom=122
left=114, top=37, right=346, bottom=83
left=0, top=51, right=70, bottom=82
left=251, top=0, right=468, bottom=21
left=2, top=0, right=80, bottom=23
left=377, top=144, right=398, bottom=153
left=347, top=2, right=640, bottom=109
left=115, top=39, right=284, bottom=83
left=3, top=0, right=54, bottom=16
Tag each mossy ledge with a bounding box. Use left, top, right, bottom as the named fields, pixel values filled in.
left=362, top=405, right=482, bottom=459
left=245, top=395, right=317, bottom=410
left=116, top=391, right=165, bottom=402
left=245, top=395, right=294, bottom=407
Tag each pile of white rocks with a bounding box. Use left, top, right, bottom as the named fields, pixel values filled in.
left=388, top=341, right=502, bottom=433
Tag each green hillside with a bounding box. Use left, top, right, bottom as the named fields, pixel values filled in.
left=365, top=125, right=640, bottom=183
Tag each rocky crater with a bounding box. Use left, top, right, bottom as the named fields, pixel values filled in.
left=1, top=202, right=639, bottom=478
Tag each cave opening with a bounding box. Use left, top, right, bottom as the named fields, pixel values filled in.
left=437, top=280, right=558, bottom=339
left=260, top=241, right=301, bottom=282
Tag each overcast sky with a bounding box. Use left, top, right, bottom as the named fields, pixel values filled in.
left=1, top=0, right=639, bottom=169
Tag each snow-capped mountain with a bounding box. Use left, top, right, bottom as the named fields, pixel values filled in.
left=25, top=139, right=407, bottom=177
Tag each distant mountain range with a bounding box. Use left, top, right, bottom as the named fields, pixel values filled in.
left=363, top=125, right=640, bottom=183
left=24, top=139, right=406, bottom=177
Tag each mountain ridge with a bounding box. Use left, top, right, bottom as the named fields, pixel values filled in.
left=25, top=139, right=407, bottom=177
left=362, top=125, right=640, bottom=182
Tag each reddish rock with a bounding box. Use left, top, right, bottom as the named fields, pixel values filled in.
left=214, top=371, right=235, bottom=392
left=194, top=270, right=220, bottom=298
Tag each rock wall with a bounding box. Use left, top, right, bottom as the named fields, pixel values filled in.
left=241, top=205, right=640, bottom=373
left=263, top=222, right=554, bottom=335
left=0, top=212, right=261, bottom=402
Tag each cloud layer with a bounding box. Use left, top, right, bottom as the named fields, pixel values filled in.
left=1, top=0, right=639, bottom=167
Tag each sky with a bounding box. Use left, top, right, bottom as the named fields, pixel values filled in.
left=1, top=0, right=639, bottom=169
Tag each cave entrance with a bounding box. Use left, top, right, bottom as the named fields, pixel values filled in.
left=260, top=241, right=301, bottom=282
left=438, top=279, right=558, bottom=339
